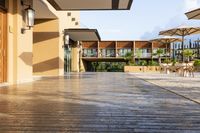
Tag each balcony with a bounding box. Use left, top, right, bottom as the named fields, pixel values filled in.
left=82, top=49, right=98, bottom=57
left=140, top=53, right=152, bottom=58
left=100, top=49, right=115, bottom=57
left=117, top=49, right=132, bottom=57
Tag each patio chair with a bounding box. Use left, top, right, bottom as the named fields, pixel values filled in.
left=174, top=63, right=185, bottom=76
left=160, top=63, right=172, bottom=74
left=159, top=63, right=167, bottom=73
left=183, top=62, right=194, bottom=77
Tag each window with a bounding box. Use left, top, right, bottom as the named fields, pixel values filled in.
left=75, top=22, right=79, bottom=26
left=83, top=49, right=97, bottom=57
left=67, top=12, right=71, bottom=16
left=71, top=18, right=76, bottom=21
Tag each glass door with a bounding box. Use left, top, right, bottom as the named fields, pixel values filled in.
left=64, top=47, right=71, bottom=73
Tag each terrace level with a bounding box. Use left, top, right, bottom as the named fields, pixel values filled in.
left=0, top=73, right=200, bottom=132
left=81, top=41, right=171, bottom=59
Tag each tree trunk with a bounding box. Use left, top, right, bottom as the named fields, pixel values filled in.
left=159, top=57, right=161, bottom=64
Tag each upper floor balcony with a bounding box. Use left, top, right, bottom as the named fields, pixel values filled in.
left=82, top=49, right=98, bottom=57
left=135, top=48, right=152, bottom=58
left=117, top=49, right=132, bottom=57
left=99, top=49, right=115, bottom=57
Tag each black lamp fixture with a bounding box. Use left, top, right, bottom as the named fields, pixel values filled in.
left=21, top=0, right=35, bottom=34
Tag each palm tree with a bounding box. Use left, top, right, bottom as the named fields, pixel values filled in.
left=124, top=51, right=134, bottom=65
left=153, top=48, right=164, bottom=64
left=183, top=49, right=194, bottom=62
left=136, top=49, right=142, bottom=63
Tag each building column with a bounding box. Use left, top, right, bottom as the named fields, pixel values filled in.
left=97, top=41, right=100, bottom=58
left=151, top=42, right=154, bottom=59
left=7, top=0, right=33, bottom=84
left=115, top=41, right=118, bottom=57
left=71, top=42, right=80, bottom=72
left=133, top=41, right=135, bottom=62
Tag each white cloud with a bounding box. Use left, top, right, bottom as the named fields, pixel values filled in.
left=184, top=0, right=200, bottom=11
left=140, top=0, right=200, bottom=40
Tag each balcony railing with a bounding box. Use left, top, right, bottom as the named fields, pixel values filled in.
left=99, top=49, right=115, bottom=57
left=82, top=53, right=98, bottom=57
left=139, top=53, right=152, bottom=58
left=82, top=49, right=97, bottom=57
left=117, top=49, right=132, bottom=57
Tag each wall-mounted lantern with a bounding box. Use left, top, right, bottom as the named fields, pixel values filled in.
left=21, top=1, right=35, bottom=34
left=64, top=35, right=71, bottom=50
left=64, top=35, right=70, bottom=45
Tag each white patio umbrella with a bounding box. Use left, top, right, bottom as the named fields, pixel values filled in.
left=185, top=8, right=200, bottom=20
left=150, top=36, right=182, bottom=44
left=159, top=25, right=200, bottom=61
left=150, top=36, right=182, bottom=60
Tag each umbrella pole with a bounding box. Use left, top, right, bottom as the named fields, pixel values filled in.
left=182, top=36, right=184, bottom=62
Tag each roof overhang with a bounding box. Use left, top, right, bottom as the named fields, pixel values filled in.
left=47, top=0, right=133, bottom=10
left=64, top=29, right=101, bottom=41
left=185, top=8, right=200, bottom=20
left=33, top=0, right=57, bottom=19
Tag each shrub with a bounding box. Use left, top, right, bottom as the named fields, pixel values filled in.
left=163, top=58, right=171, bottom=64
left=194, top=60, right=200, bottom=67
left=172, top=59, right=177, bottom=66
left=148, top=60, right=159, bottom=66
left=138, top=60, right=147, bottom=66
left=183, top=49, right=194, bottom=62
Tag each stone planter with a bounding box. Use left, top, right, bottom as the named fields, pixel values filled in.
left=124, top=66, right=160, bottom=73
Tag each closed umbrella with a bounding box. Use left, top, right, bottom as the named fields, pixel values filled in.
left=159, top=25, right=200, bottom=62
left=185, top=8, right=200, bottom=20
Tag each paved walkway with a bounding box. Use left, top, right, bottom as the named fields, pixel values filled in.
left=0, top=73, right=200, bottom=133
left=131, top=72, right=200, bottom=104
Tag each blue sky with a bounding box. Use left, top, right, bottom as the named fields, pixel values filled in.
left=80, top=0, right=200, bottom=40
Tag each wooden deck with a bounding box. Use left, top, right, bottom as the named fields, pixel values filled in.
left=0, top=73, right=200, bottom=132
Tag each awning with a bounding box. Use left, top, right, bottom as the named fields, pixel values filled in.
left=47, top=0, right=133, bottom=10
left=185, top=8, right=200, bottom=20
left=64, top=29, right=101, bottom=41
left=33, top=0, right=57, bottom=19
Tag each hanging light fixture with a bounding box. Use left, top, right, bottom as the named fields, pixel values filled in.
left=25, top=6, right=35, bottom=28
left=21, top=0, right=35, bottom=34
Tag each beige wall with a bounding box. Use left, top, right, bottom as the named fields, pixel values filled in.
left=2, top=0, right=80, bottom=84
left=80, top=59, right=87, bottom=72
left=33, top=0, right=80, bottom=76
left=71, top=46, right=80, bottom=72
left=7, top=0, right=33, bottom=84
left=33, top=19, right=60, bottom=76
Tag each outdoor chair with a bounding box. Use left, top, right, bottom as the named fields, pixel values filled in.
left=174, top=62, right=194, bottom=77
left=160, top=63, right=172, bottom=74
left=174, top=63, right=185, bottom=76
left=182, top=62, right=194, bottom=77
left=160, top=63, right=167, bottom=73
